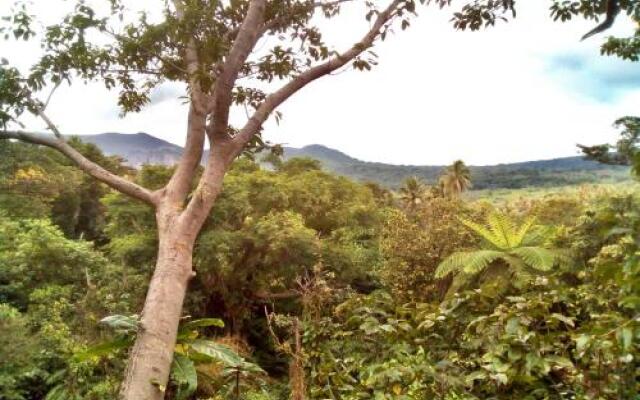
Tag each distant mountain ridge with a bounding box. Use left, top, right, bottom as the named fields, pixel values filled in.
left=75, top=132, right=630, bottom=189
left=74, top=132, right=185, bottom=166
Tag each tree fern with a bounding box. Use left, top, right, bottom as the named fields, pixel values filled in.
left=435, top=210, right=570, bottom=284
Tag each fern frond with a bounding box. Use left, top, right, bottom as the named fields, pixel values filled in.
left=487, top=211, right=515, bottom=249
left=512, top=216, right=536, bottom=247
left=435, top=251, right=470, bottom=278
left=510, top=247, right=558, bottom=271
left=459, top=217, right=508, bottom=249
left=521, top=225, right=551, bottom=246
left=460, top=250, right=504, bottom=276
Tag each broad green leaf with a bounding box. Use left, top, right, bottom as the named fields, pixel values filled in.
left=171, top=353, right=198, bottom=400
left=188, top=339, right=244, bottom=366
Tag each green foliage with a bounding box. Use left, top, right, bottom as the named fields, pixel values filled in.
left=171, top=354, right=198, bottom=400
left=0, top=140, right=129, bottom=241
left=0, top=216, right=107, bottom=308
left=2, top=127, right=640, bottom=399
left=307, top=189, right=640, bottom=400
left=436, top=210, right=571, bottom=291
left=380, top=197, right=478, bottom=302
left=0, top=304, right=43, bottom=400
left=99, top=159, right=383, bottom=332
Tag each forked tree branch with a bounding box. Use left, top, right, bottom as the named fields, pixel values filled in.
left=208, top=0, right=267, bottom=140
left=164, top=106, right=208, bottom=205
left=233, top=0, right=402, bottom=148
left=180, top=0, right=402, bottom=226
left=0, top=130, right=157, bottom=205
left=176, top=0, right=269, bottom=225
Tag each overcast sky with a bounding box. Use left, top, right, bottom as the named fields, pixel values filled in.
left=1, top=1, right=639, bottom=165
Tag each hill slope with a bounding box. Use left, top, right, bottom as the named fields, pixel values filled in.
left=75, top=133, right=630, bottom=189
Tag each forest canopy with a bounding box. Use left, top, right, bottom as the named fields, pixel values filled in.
left=1, top=139, right=639, bottom=399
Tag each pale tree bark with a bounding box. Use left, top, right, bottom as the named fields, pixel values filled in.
left=119, top=215, right=194, bottom=399
left=0, top=1, right=407, bottom=398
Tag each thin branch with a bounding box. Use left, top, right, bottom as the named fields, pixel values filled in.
left=42, top=81, right=62, bottom=111
left=0, top=130, right=157, bottom=206
left=34, top=105, right=63, bottom=139
left=233, top=0, right=402, bottom=148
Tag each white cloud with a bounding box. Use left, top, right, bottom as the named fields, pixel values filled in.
left=1, top=0, right=638, bottom=165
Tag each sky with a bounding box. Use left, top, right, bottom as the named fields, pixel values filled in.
left=1, top=0, right=639, bottom=166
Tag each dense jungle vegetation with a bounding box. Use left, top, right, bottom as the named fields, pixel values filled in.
left=1, top=139, right=639, bottom=399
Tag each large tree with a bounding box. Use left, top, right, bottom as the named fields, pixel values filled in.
left=0, top=0, right=633, bottom=398
left=0, top=1, right=436, bottom=398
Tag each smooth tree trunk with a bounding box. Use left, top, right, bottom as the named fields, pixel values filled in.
left=119, top=210, right=197, bottom=400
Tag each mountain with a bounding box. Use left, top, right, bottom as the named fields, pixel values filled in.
left=75, top=132, right=185, bottom=166
left=75, top=132, right=630, bottom=189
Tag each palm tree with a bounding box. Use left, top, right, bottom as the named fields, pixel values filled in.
left=435, top=210, right=570, bottom=284
left=398, top=176, right=427, bottom=212
left=439, top=160, right=472, bottom=198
